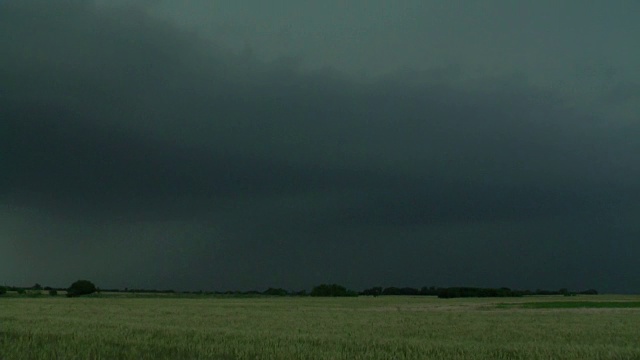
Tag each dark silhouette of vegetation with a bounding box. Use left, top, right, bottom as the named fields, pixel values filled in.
left=437, top=287, right=523, bottom=298
left=361, top=287, right=383, bottom=297
left=420, top=287, right=439, bottom=296
left=579, top=289, right=598, bottom=295
left=381, top=287, right=422, bottom=296
left=359, top=286, right=442, bottom=297
left=311, top=284, right=357, bottom=297
left=0, top=281, right=599, bottom=298
left=100, top=287, right=177, bottom=294
left=359, top=286, right=598, bottom=299
left=67, top=280, right=97, bottom=297
left=263, top=288, right=288, bottom=296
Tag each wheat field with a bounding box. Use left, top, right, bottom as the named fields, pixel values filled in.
left=1, top=294, right=639, bottom=359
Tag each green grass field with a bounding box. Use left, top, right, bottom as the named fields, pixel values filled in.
left=499, top=300, right=640, bottom=309
left=1, top=295, right=639, bottom=359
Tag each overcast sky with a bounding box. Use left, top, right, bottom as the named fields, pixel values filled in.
left=2, top=0, right=639, bottom=293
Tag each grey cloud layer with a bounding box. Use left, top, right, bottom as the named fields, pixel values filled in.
left=2, top=1, right=638, bottom=291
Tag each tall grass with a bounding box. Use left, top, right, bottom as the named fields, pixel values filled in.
left=500, top=301, right=640, bottom=309
left=1, top=295, right=639, bottom=359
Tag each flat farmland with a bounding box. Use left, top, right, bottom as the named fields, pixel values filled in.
left=1, top=295, right=639, bottom=359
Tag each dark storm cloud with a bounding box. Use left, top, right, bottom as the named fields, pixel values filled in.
left=2, top=1, right=638, bottom=292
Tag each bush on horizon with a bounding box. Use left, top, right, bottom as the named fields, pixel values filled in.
left=310, top=284, right=357, bottom=297
left=67, top=280, right=97, bottom=297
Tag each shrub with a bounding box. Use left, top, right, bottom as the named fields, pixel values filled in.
left=67, top=280, right=97, bottom=297
left=310, top=284, right=357, bottom=297
left=263, top=288, right=288, bottom=296
left=17, top=288, right=26, bottom=295
left=0, top=286, right=6, bottom=295
left=49, top=289, right=58, bottom=296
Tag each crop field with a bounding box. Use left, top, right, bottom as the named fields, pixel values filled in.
left=1, top=294, right=640, bottom=359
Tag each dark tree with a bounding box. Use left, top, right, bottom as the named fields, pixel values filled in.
left=361, top=287, right=383, bottom=297
left=49, top=289, right=58, bottom=296
left=310, top=284, right=356, bottom=297
left=0, top=286, right=6, bottom=295
left=382, top=287, right=402, bottom=295
left=263, top=288, right=288, bottom=296
left=559, top=288, right=569, bottom=296
left=67, top=280, right=97, bottom=297
left=420, top=286, right=438, bottom=296
left=400, top=287, right=420, bottom=295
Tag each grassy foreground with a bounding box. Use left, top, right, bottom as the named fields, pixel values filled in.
left=1, top=295, right=639, bottom=359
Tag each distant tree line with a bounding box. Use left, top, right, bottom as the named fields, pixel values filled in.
left=0, top=281, right=98, bottom=297
left=310, top=284, right=358, bottom=297
left=0, top=281, right=599, bottom=298
left=104, top=288, right=177, bottom=294
left=360, top=286, right=599, bottom=298
left=0, top=283, right=62, bottom=296
left=436, top=287, right=523, bottom=298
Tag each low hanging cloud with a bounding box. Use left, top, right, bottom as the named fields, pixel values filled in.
left=2, top=1, right=638, bottom=292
